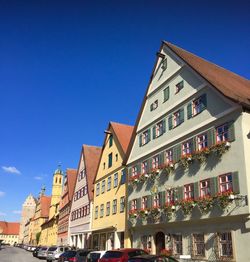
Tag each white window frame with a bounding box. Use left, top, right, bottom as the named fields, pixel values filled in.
left=182, top=141, right=192, bottom=156
left=184, top=184, right=194, bottom=200
left=216, top=124, right=229, bottom=143
left=166, top=149, right=173, bottom=164
left=152, top=155, right=159, bottom=169
left=107, top=176, right=111, bottom=191
left=141, top=161, right=148, bottom=174
left=114, top=173, right=118, bottom=188
left=219, top=232, right=233, bottom=257
left=219, top=174, right=233, bottom=193
left=197, top=134, right=208, bottom=150
left=200, top=180, right=210, bottom=197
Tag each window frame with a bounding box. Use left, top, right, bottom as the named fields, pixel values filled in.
left=184, top=183, right=194, bottom=200
left=219, top=173, right=233, bottom=193
left=216, top=123, right=229, bottom=143
left=200, top=179, right=210, bottom=197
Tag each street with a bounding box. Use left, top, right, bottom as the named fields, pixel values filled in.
left=0, top=246, right=40, bottom=262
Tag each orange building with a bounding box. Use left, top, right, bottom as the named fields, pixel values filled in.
left=57, top=168, right=77, bottom=245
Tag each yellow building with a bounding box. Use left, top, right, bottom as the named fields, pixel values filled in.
left=30, top=187, right=51, bottom=245
left=0, top=221, right=20, bottom=246
left=40, top=166, right=63, bottom=246
left=92, top=122, right=133, bottom=250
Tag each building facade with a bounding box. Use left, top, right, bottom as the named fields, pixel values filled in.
left=19, top=194, right=37, bottom=244
left=40, top=167, right=63, bottom=246
left=0, top=221, right=20, bottom=246
left=57, top=168, right=77, bottom=245
left=30, top=188, right=51, bottom=245
left=69, top=145, right=101, bottom=249
left=92, top=122, right=133, bottom=250
left=126, top=42, right=250, bottom=261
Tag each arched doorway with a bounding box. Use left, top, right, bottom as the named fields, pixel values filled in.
left=155, top=232, right=165, bottom=255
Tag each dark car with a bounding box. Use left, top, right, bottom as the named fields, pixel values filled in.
left=33, top=246, right=41, bottom=257
left=58, top=249, right=93, bottom=262
left=99, top=248, right=148, bottom=262
left=128, top=255, right=179, bottom=262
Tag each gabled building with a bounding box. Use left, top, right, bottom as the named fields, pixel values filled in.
left=30, top=187, right=51, bottom=245
left=58, top=168, right=77, bottom=245
left=40, top=166, right=63, bottom=246
left=19, top=194, right=37, bottom=244
left=69, top=145, right=101, bottom=249
left=0, top=221, right=20, bottom=246
left=92, top=122, right=133, bottom=250
left=125, top=41, right=250, bottom=261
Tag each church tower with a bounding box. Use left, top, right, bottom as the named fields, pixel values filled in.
left=49, top=165, right=63, bottom=219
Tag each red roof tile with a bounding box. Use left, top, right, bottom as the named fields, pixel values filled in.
left=81, top=145, right=102, bottom=201
left=110, top=122, right=134, bottom=154
left=40, top=195, right=51, bottom=218
left=164, top=41, right=250, bottom=108
left=0, top=221, right=20, bottom=235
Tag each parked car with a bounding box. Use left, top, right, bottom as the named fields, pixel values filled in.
left=33, top=246, right=41, bottom=257
left=37, top=246, right=49, bottom=259
left=128, top=255, right=179, bottom=262
left=86, top=250, right=106, bottom=262
left=58, top=249, right=93, bottom=262
left=99, top=248, right=148, bottom=262
left=47, top=246, right=71, bottom=262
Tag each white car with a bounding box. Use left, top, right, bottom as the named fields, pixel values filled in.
left=86, top=251, right=106, bottom=262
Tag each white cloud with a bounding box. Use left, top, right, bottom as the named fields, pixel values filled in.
left=34, top=176, right=43, bottom=180
left=0, top=212, right=6, bottom=216
left=2, top=166, right=21, bottom=175
left=12, top=210, right=21, bottom=214
left=0, top=191, right=5, bottom=197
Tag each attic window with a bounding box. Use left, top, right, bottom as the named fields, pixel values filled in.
left=161, top=58, right=168, bottom=71
left=150, top=100, right=158, bottom=111
left=176, top=80, right=184, bottom=93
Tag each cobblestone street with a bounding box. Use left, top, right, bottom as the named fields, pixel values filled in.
left=0, top=246, right=39, bottom=262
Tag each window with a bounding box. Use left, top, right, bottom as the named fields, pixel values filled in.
left=184, top=184, right=194, bottom=199
left=169, top=108, right=184, bottom=129
left=166, top=189, right=175, bottom=204
left=219, top=174, right=233, bottom=193
left=173, top=234, right=182, bottom=255
left=142, top=196, right=148, bottom=209
left=131, top=199, right=137, bottom=211
left=161, top=58, right=167, bottom=70
left=139, top=129, right=151, bottom=146
left=200, top=180, right=210, bottom=197
left=107, top=176, right=111, bottom=191
left=114, top=173, right=118, bottom=188
left=109, top=135, right=113, bottom=147
left=103, top=162, right=105, bottom=169
left=112, top=199, right=117, bottom=214
left=163, top=86, right=169, bottom=102
left=86, top=204, right=90, bottom=215
left=152, top=155, right=159, bottom=169
left=219, top=232, right=233, bottom=257
left=216, top=124, right=229, bottom=143
left=153, top=193, right=160, bottom=208
left=95, top=206, right=98, bottom=219
left=175, top=80, right=184, bottom=93
left=132, top=166, right=138, bottom=177
left=141, top=161, right=148, bottom=174
left=153, top=120, right=165, bottom=138
left=115, top=153, right=118, bottom=161
left=108, top=153, right=113, bottom=168
left=101, top=180, right=105, bottom=194
left=182, top=140, right=192, bottom=156
left=193, top=95, right=206, bottom=116
left=166, top=149, right=173, bottom=164
left=193, top=234, right=205, bottom=257
left=100, top=204, right=104, bottom=218
left=150, top=100, right=158, bottom=111
left=121, top=169, right=126, bottom=185
left=106, top=202, right=110, bottom=216
left=120, top=197, right=125, bottom=213
left=96, top=183, right=100, bottom=196
left=197, top=134, right=208, bottom=150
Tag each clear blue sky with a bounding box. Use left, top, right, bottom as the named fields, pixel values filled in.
left=0, top=0, right=249, bottom=222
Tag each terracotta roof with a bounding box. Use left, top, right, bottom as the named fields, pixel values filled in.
left=110, top=122, right=134, bottom=154
left=40, top=195, right=51, bottom=218
left=82, top=145, right=102, bottom=201
left=0, top=221, right=20, bottom=235
left=164, top=41, right=250, bottom=108
left=59, top=168, right=77, bottom=210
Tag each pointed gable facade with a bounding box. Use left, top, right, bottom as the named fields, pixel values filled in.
left=91, top=122, right=133, bottom=250
left=58, top=168, right=77, bottom=245
left=69, top=145, right=101, bottom=249
left=126, top=41, right=250, bottom=261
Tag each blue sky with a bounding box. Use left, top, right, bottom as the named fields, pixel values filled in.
left=0, top=0, right=249, bottom=222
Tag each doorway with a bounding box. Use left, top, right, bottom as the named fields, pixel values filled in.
left=155, top=232, right=165, bottom=255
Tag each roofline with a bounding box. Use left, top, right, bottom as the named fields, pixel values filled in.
left=123, top=42, right=165, bottom=165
